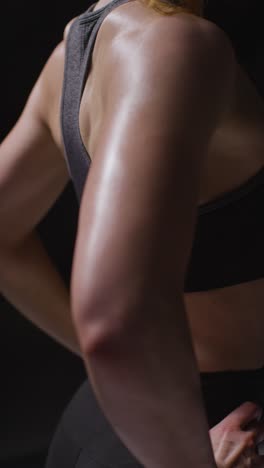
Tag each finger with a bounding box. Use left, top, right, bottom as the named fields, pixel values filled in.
left=256, top=439, right=264, bottom=456
left=254, top=422, right=264, bottom=444
left=224, top=402, right=263, bottom=430
left=241, top=447, right=260, bottom=468
left=244, top=416, right=264, bottom=433
left=229, top=442, right=257, bottom=468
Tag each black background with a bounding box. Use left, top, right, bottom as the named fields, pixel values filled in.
left=1, top=0, right=264, bottom=466
left=0, top=1, right=93, bottom=466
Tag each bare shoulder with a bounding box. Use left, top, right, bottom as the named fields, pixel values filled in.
left=31, top=40, right=65, bottom=134
left=41, top=14, right=77, bottom=84
left=35, top=17, right=78, bottom=142
left=93, top=9, right=237, bottom=194
left=143, top=13, right=235, bottom=76
left=106, top=12, right=235, bottom=121
left=39, top=16, right=80, bottom=127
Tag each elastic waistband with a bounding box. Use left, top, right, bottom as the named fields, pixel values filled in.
left=200, top=364, right=264, bottom=381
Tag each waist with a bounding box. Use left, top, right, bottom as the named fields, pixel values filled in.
left=200, top=365, right=264, bottom=428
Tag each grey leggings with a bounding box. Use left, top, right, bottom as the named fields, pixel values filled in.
left=45, top=366, right=264, bottom=468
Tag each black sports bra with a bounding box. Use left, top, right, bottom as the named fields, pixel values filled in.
left=61, top=0, right=264, bottom=292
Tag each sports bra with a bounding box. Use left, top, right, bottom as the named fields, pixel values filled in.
left=60, top=0, right=264, bottom=292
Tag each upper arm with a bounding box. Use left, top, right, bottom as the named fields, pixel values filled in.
left=0, top=41, right=70, bottom=249
left=71, top=21, right=235, bottom=338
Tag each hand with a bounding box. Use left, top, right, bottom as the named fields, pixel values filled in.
left=209, top=401, right=264, bottom=468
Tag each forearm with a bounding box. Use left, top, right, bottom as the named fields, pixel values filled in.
left=0, top=230, right=81, bottom=356
left=81, top=294, right=216, bottom=468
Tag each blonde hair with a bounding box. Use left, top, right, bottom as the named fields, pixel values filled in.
left=139, top=0, right=203, bottom=16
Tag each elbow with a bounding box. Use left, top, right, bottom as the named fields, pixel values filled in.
left=71, top=254, right=145, bottom=355
left=72, top=302, right=138, bottom=357
left=71, top=278, right=158, bottom=357
left=71, top=286, right=137, bottom=356
left=72, top=281, right=184, bottom=358
left=70, top=291, right=105, bottom=355
left=73, top=315, right=116, bottom=356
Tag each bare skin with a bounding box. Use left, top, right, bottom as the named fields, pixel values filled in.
left=46, top=0, right=264, bottom=373
left=1, top=2, right=264, bottom=467
left=210, top=402, right=264, bottom=468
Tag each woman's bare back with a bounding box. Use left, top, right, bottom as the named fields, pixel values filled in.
left=45, top=0, right=264, bottom=372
